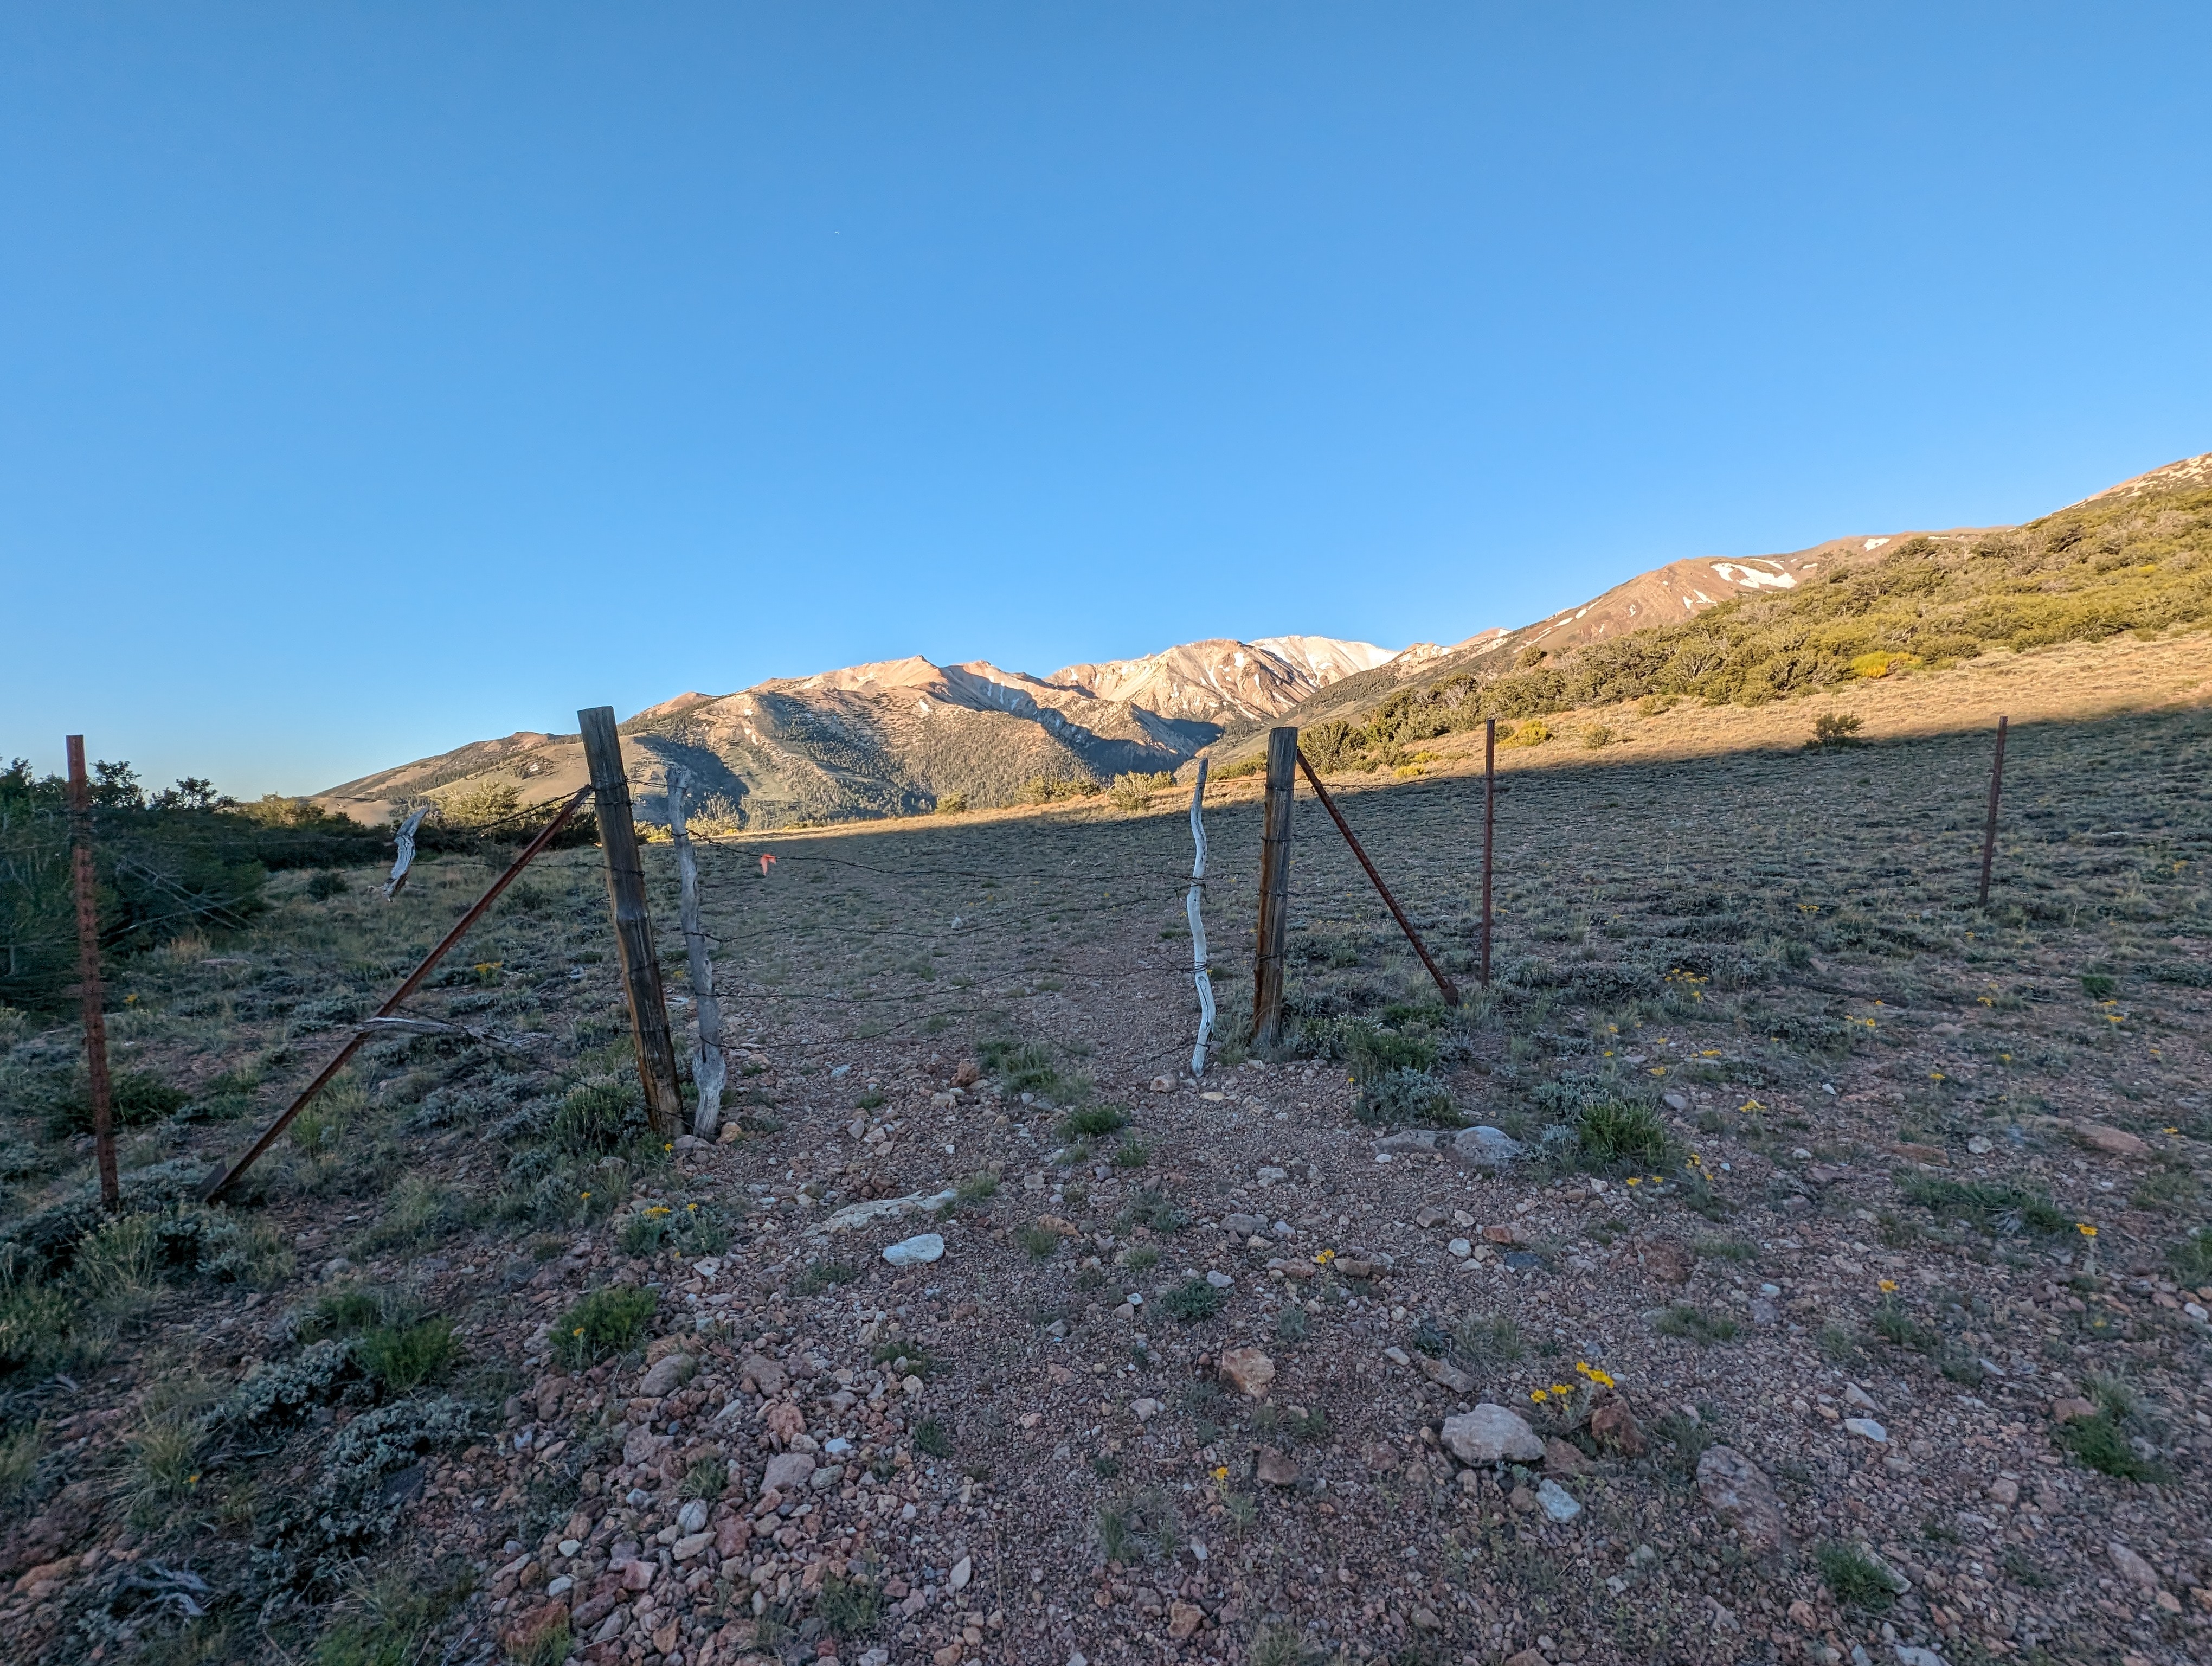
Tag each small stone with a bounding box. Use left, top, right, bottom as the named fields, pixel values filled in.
left=1130, top=1398, right=1163, bottom=1422
left=1843, top=1383, right=1879, bottom=1411
left=1218, top=1346, right=1276, bottom=1399
left=949, top=1554, right=972, bottom=1591
left=1448, top=1238, right=1472, bottom=1258
left=884, top=1233, right=946, bottom=1267
left=1223, top=1213, right=1269, bottom=1236
left=1167, top=1599, right=1204, bottom=1639
left=1256, top=1447, right=1300, bottom=1486
left=1966, top=1135, right=1994, bottom=1155
left=1415, top=1354, right=1477, bottom=1394
left=1695, top=1444, right=1788, bottom=1555
left=1986, top=1477, right=2019, bottom=1506
left=1149, top=1075, right=1175, bottom=1093
left=672, top=1530, right=713, bottom=1561
left=1503, top=1649, right=1549, bottom=1666
left=1544, top=1438, right=1590, bottom=1476
left=1383, top=1345, right=1412, bottom=1367
left=1441, top=1403, right=1544, bottom=1464
left=1662, top=1091, right=1688, bottom=1111
left=676, top=1498, right=709, bottom=1534
left=1843, top=1417, right=1888, bottom=1444
left=2050, top=1396, right=2097, bottom=1422
left=1536, top=1478, right=1582, bottom=1522
left=2107, top=1541, right=2159, bottom=1591
left=1205, top=1270, right=1234, bottom=1288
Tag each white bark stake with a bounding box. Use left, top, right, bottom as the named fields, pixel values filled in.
left=666, top=767, right=728, bottom=1137
left=1187, top=758, right=1215, bottom=1077
left=382, top=805, right=432, bottom=899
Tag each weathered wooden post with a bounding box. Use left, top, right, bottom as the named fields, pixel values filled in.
left=666, top=766, right=727, bottom=1138
left=1977, top=715, right=2008, bottom=909
left=1482, top=717, right=1496, bottom=987
left=578, top=707, right=685, bottom=1139
left=1251, top=727, right=1297, bottom=1049
left=65, top=737, right=119, bottom=1210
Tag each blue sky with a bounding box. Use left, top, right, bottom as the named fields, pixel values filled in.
left=4, top=3, right=2208, bottom=798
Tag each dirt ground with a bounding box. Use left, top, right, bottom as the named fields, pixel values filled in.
left=3, top=649, right=2210, bottom=1666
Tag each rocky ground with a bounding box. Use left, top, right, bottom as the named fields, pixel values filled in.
left=2, top=699, right=2209, bottom=1666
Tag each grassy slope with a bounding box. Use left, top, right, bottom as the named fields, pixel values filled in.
left=1211, top=478, right=2212, bottom=775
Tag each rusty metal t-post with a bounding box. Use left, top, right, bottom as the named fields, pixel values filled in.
left=65, top=738, right=120, bottom=1210
left=1977, top=714, right=2008, bottom=909
left=1251, top=727, right=1297, bottom=1050
left=578, top=707, right=685, bottom=1139
left=1295, top=751, right=1460, bottom=1009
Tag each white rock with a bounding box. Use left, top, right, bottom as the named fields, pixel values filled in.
left=1442, top=1403, right=1544, bottom=1464
left=883, top=1233, right=946, bottom=1267
left=1843, top=1417, right=1888, bottom=1444
left=824, top=1189, right=958, bottom=1233
left=1536, top=1478, right=1583, bottom=1522
left=677, top=1498, right=709, bottom=1534
left=949, top=1554, right=973, bottom=1591
left=1130, top=1398, right=1163, bottom=1422
left=1448, top=1238, right=1472, bottom=1258
left=2107, top=1540, right=2159, bottom=1591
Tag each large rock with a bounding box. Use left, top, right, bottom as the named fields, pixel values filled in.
left=1218, top=1347, right=1276, bottom=1399
left=1449, top=1127, right=1524, bottom=1169
left=822, top=1189, right=957, bottom=1232
left=2107, top=1541, right=2159, bottom=1591
left=1695, top=1445, right=1788, bottom=1555
left=883, top=1233, right=944, bottom=1267
left=1256, top=1447, right=1300, bottom=1486
left=637, top=1352, right=695, bottom=1399
left=760, top=1452, right=816, bottom=1496
left=2075, top=1124, right=2148, bottom=1158
left=738, top=1353, right=788, bottom=1395
left=1589, top=1394, right=1645, bottom=1456
left=1442, top=1404, right=1544, bottom=1465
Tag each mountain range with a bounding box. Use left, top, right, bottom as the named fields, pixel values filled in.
left=320, top=453, right=2210, bottom=830
left=318, top=636, right=1416, bottom=828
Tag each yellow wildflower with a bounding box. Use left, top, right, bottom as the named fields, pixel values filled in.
left=2078, top=1223, right=2098, bottom=1239
left=1878, top=1279, right=1896, bottom=1292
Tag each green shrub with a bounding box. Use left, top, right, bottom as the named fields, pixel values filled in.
left=1107, top=772, right=1174, bottom=811
left=1816, top=1541, right=1897, bottom=1609
left=1809, top=712, right=1864, bottom=749
left=815, top=1573, right=884, bottom=1637
left=2053, top=1412, right=2165, bottom=1481
left=1652, top=1304, right=1740, bottom=1346
left=1161, top=1278, right=1222, bottom=1322
left=793, top=1259, right=860, bottom=1295
left=357, top=1317, right=461, bottom=1393
left=1059, top=1105, right=1129, bottom=1140
left=1017, top=1224, right=1063, bottom=1260
left=1898, top=1174, right=2069, bottom=1236
left=2169, top=1228, right=2212, bottom=1284
left=552, top=1286, right=657, bottom=1366
left=551, top=1079, right=648, bottom=1157
left=1572, top=1099, right=1672, bottom=1170
left=912, top=1418, right=953, bottom=1458
left=1355, top=1065, right=1458, bottom=1126
left=1111, top=1137, right=1150, bottom=1169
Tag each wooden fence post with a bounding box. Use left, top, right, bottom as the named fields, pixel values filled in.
left=65, top=737, right=119, bottom=1210
left=578, top=707, right=685, bottom=1140
left=666, top=767, right=727, bottom=1138
left=1482, top=717, right=1496, bottom=989
left=1977, top=715, right=2008, bottom=909
left=1251, top=727, right=1297, bottom=1049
